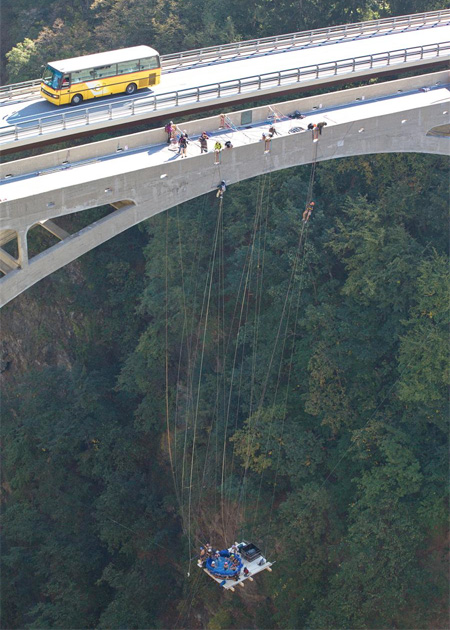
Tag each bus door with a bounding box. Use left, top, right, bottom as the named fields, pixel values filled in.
left=60, top=75, right=71, bottom=104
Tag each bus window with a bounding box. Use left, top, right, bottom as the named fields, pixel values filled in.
left=61, top=75, right=70, bottom=88
left=140, top=56, right=160, bottom=70
left=94, top=64, right=117, bottom=79
left=42, top=65, right=63, bottom=90
left=72, top=69, right=94, bottom=84
left=117, top=60, right=140, bottom=75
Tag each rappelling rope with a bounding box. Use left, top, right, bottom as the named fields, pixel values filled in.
left=165, top=210, right=179, bottom=508
left=219, top=173, right=271, bottom=538
left=253, top=138, right=320, bottom=534
left=305, top=139, right=319, bottom=209
left=263, top=220, right=311, bottom=552
left=179, top=170, right=219, bottom=533
left=238, top=139, right=319, bottom=540
left=184, top=129, right=320, bottom=565
left=224, top=172, right=272, bottom=538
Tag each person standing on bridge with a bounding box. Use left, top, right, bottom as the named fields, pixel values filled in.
left=199, top=132, right=209, bottom=153
left=171, top=123, right=179, bottom=142
left=179, top=133, right=189, bottom=158
left=165, top=121, right=173, bottom=144
left=167, top=124, right=179, bottom=151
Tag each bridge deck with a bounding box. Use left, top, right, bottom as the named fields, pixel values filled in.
left=0, top=72, right=448, bottom=307
left=1, top=83, right=448, bottom=205
left=0, top=18, right=448, bottom=151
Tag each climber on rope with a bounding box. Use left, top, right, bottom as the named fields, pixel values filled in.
left=216, top=180, right=227, bottom=198
left=302, top=201, right=315, bottom=223
left=214, top=140, right=223, bottom=164
left=261, top=133, right=271, bottom=153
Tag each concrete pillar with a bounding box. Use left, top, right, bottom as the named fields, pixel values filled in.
left=17, top=230, right=28, bottom=267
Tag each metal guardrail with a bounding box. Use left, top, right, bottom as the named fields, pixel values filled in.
left=0, top=78, right=42, bottom=101
left=0, top=41, right=448, bottom=147
left=0, top=9, right=449, bottom=102
left=162, top=8, right=450, bottom=69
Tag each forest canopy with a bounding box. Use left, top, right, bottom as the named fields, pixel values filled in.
left=1, top=1, right=449, bottom=629
left=2, top=0, right=449, bottom=82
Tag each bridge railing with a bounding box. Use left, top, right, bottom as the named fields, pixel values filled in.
left=0, top=8, right=449, bottom=102
left=1, top=40, right=448, bottom=146
left=162, top=9, right=450, bottom=70
left=0, top=78, right=42, bottom=101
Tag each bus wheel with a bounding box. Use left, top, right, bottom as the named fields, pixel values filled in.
left=125, top=83, right=137, bottom=95
left=71, top=94, right=83, bottom=105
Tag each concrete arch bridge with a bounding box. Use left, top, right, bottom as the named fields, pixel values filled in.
left=0, top=71, right=448, bottom=307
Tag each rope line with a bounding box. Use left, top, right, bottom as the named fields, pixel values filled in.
left=187, top=195, right=224, bottom=575
left=172, top=131, right=321, bottom=568
left=165, top=210, right=180, bottom=511
left=221, top=172, right=270, bottom=537
left=238, top=140, right=319, bottom=542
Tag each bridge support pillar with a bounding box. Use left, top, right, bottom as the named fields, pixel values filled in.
left=17, top=230, right=28, bottom=268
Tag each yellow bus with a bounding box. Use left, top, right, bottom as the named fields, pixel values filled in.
left=40, top=45, right=161, bottom=106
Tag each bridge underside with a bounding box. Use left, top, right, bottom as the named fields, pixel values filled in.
left=0, top=72, right=448, bottom=308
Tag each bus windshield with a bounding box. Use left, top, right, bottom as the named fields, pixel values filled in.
left=42, top=66, right=63, bottom=90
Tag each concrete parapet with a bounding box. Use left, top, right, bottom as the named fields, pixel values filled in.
left=1, top=71, right=448, bottom=180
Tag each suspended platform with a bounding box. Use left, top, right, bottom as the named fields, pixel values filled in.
left=199, top=541, right=274, bottom=591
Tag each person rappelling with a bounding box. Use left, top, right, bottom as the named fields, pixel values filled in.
left=302, top=201, right=315, bottom=223
left=214, top=140, right=223, bottom=164
left=216, top=180, right=227, bottom=198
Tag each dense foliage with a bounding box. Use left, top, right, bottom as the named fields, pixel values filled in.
left=2, top=0, right=449, bottom=82
left=1, top=1, right=449, bottom=629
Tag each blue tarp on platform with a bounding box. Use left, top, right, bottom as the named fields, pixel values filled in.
left=205, top=550, right=243, bottom=578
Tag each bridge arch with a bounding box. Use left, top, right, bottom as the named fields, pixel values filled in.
left=0, top=74, right=448, bottom=307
